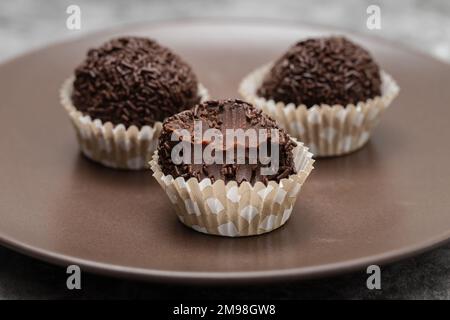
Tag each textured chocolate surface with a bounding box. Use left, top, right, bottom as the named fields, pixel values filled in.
left=71, top=37, right=200, bottom=127
left=157, top=99, right=296, bottom=184
left=257, top=36, right=382, bottom=107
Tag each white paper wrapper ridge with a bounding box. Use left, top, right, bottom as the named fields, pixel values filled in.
left=150, top=139, right=314, bottom=237
left=239, top=64, right=400, bottom=157
left=60, top=77, right=209, bottom=169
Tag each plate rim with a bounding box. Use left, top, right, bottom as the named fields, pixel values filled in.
left=1, top=18, right=450, bottom=284
left=1, top=230, right=449, bottom=284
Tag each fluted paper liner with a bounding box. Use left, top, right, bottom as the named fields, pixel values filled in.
left=150, top=139, right=314, bottom=237
left=239, top=64, right=400, bottom=157
left=60, top=77, right=209, bottom=169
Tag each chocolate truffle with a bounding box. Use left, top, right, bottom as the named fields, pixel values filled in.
left=257, top=36, right=382, bottom=107
left=71, top=37, right=200, bottom=127
left=157, top=99, right=297, bottom=185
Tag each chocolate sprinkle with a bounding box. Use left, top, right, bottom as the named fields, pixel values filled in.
left=71, top=37, right=200, bottom=127
left=157, top=99, right=297, bottom=185
left=257, top=36, right=382, bottom=107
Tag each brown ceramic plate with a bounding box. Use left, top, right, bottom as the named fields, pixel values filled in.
left=1, top=19, right=450, bottom=284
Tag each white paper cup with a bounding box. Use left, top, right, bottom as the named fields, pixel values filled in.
left=150, top=138, right=314, bottom=237
left=60, top=76, right=209, bottom=169
left=239, top=64, right=399, bottom=157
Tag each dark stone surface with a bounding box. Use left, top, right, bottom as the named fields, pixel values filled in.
left=0, top=244, right=449, bottom=299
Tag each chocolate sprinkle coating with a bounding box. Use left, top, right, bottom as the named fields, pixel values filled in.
left=157, top=99, right=297, bottom=185
left=257, top=36, right=382, bottom=107
left=71, top=37, right=200, bottom=127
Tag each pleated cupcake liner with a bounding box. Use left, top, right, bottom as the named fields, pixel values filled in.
left=149, top=139, right=314, bottom=237
left=239, top=64, right=400, bottom=157
left=60, top=76, right=209, bottom=169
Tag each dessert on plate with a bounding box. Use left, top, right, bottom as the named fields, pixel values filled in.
left=150, top=99, right=314, bottom=237
left=60, top=36, right=208, bottom=169
left=239, top=36, right=399, bottom=157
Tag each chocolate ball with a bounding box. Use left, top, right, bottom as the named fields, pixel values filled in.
left=157, top=99, right=297, bottom=185
left=71, top=37, right=200, bottom=127
left=257, top=36, right=382, bottom=107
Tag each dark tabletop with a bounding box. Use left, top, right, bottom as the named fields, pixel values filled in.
left=1, top=244, right=449, bottom=299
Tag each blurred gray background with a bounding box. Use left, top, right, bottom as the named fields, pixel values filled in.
left=1, top=0, right=450, bottom=63
left=0, top=0, right=449, bottom=300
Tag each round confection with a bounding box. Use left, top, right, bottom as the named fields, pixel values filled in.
left=257, top=36, right=382, bottom=107
left=71, top=36, right=200, bottom=127
left=157, top=99, right=297, bottom=185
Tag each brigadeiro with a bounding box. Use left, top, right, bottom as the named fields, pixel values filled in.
left=239, top=36, right=399, bottom=157
left=60, top=36, right=208, bottom=169
left=150, top=99, right=314, bottom=237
